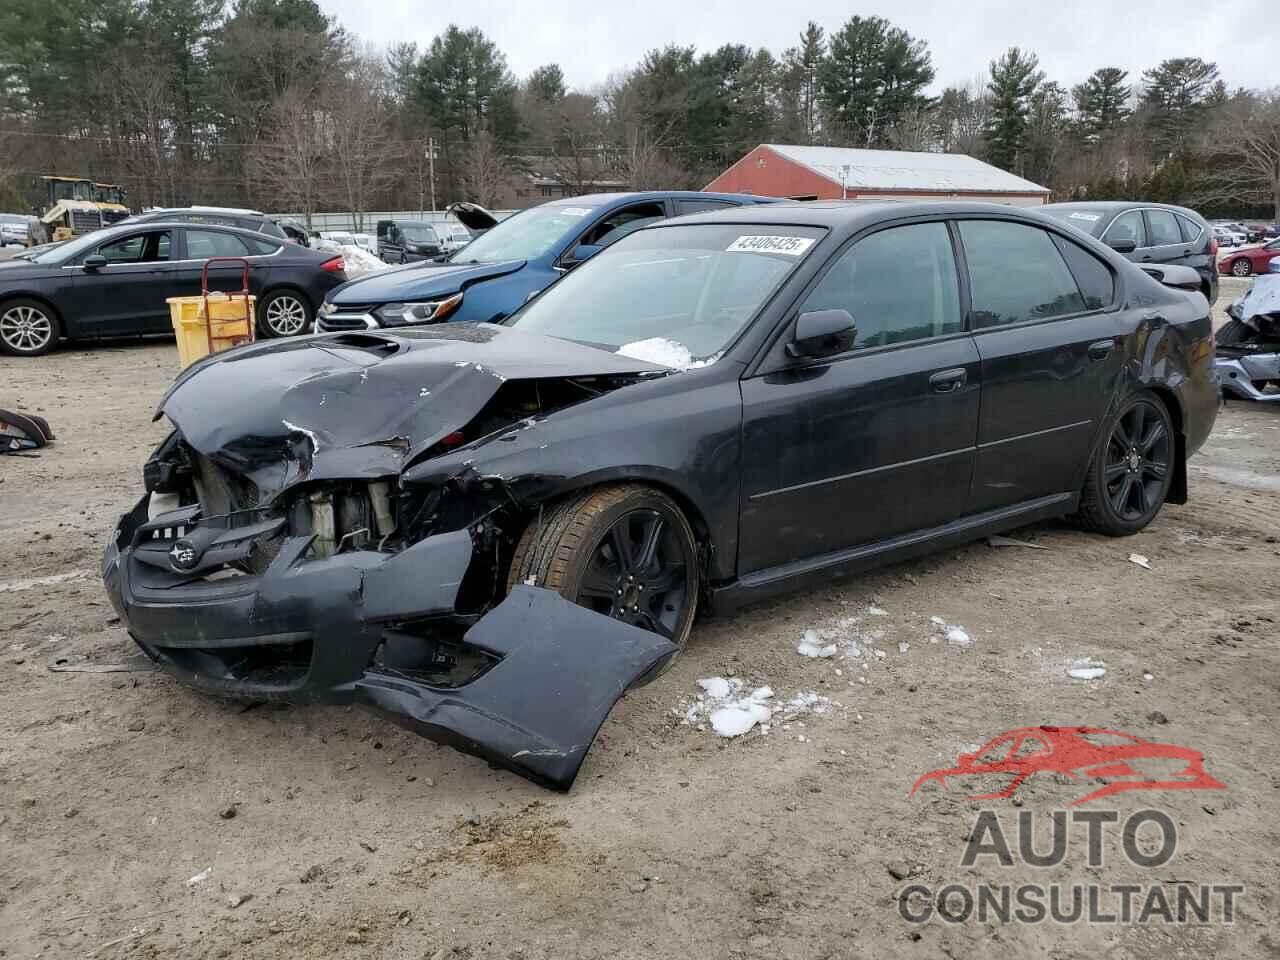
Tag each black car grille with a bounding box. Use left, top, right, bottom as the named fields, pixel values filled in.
left=319, top=314, right=373, bottom=331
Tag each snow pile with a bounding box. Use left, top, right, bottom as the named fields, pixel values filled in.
left=678, top=678, right=838, bottom=738
left=796, top=606, right=889, bottom=661
left=311, top=238, right=389, bottom=277
left=1068, top=660, right=1107, bottom=681
left=797, top=629, right=837, bottom=658
left=929, top=615, right=972, bottom=647
left=616, top=338, right=718, bottom=371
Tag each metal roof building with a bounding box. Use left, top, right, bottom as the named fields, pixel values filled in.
left=705, top=144, right=1050, bottom=206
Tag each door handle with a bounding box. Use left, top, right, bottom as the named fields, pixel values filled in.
left=1087, top=339, right=1115, bottom=361
left=1140, top=255, right=1154, bottom=262
left=929, top=368, right=967, bottom=393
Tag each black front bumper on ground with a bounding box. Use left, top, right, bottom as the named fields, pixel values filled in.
left=103, top=496, right=677, bottom=790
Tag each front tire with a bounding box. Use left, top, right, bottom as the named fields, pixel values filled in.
left=0, top=298, right=60, bottom=357
left=1230, top=258, right=1252, bottom=277
left=1074, top=392, right=1175, bottom=536
left=257, top=289, right=312, bottom=338
left=507, top=485, right=699, bottom=659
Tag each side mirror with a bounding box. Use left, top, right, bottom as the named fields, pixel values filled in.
left=564, top=243, right=603, bottom=268
left=787, top=309, right=856, bottom=359
left=83, top=254, right=107, bottom=271
left=1106, top=237, right=1137, bottom=254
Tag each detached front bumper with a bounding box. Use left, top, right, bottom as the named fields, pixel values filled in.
left=1215, top=352, right=1280, bottom=402
left=103, top=496, right=677, bottom=790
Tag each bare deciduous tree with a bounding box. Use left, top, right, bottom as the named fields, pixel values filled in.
left=329, top=56, right=398, bottom=229
left=458, top=128, right=511, bottom=207
left=1201, top=90, right=1280, bottom=220
left=253, top=86, right=330, bottom=226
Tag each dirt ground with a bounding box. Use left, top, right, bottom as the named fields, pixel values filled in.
left=2, top=283, right=1277, bottom=959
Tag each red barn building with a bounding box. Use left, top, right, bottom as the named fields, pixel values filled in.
left=705, top=144, right=1050, bottom=206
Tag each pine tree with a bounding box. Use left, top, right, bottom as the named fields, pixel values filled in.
left=1072, top=67, right=1131, bottom=142
left=985, top=47, right=1043, bottom=172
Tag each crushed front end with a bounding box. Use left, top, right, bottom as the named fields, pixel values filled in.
left=1215, top=272, right=1280, bottom=403
left=102, top=330, right=677, bottom=790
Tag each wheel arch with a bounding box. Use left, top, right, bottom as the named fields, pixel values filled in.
left=1145, top=383, right=1188, bottom=505
left=509, top=469, right=720, bottom=582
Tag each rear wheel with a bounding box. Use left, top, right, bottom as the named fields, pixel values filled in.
left=1230, top=258, right=1252, bottom=277
left=507, top=485, right=699, bottom=658
left=258, top=289, right=311, bottom=338
left=1074, top=392, right=1175, bottom=536
left=0, top=298, right=60, bottom=357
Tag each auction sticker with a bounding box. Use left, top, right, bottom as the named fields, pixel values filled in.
left=557, top=206, right=593, bottom=217
left=1069, top=212, right=1101, bottom=222
left=727, top=235, right=816, bottom=256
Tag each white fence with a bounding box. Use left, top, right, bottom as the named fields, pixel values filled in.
left=269, top=210, right=515, bottom=232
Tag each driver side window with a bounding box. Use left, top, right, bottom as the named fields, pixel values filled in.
left=800, top=222, right=962, bottom=350
left=581, top=203, right=666, bottom=250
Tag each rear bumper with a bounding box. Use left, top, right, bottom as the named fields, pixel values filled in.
left=103, top=496, right=676, bottom=789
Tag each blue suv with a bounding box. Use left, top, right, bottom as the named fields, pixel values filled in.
left=316, top=191, right=776, bottom=331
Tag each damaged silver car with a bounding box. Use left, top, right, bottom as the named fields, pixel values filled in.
left=1216, top=261, right=1280, bottom=403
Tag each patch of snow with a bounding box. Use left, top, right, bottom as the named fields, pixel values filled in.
left=1128, top=553, right=1152, bottom=570
left=867, top=604, right=888, bottom=616
left=797, top=629, right=837, bottom=658
left=697, top=677, right=733, bottom=700
left=615, top=337, right=718, bottom=371
left=929, top=616, right=973, bottom=647
left=312, top=238, right=388, bottom=277
left=774, top=691, right=833, bottom=720
left=186, top=867, right=212, bottom=887
left=1068, top=660, right=1107, bottom=681
left=710, top=699, right=771, bottom=737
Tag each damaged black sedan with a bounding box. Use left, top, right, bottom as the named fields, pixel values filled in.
left=104, top=202, right=1218, bottom=789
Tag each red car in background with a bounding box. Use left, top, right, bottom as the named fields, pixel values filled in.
left=1220, top=236, right=1280, bottom=277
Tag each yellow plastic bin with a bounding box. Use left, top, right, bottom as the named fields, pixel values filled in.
left=168, top=293, right=256, bottom=370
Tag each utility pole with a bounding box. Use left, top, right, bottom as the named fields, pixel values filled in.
left=427, top=137, right=438, bottom=214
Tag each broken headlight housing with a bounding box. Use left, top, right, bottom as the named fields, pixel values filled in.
left=376, top=292, right=463, bottom=326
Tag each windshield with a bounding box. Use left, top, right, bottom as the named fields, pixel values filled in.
left=1041, top=208, right=1108, bottom=237
left=511, top=223, right=825, bottom=368
left=399, top=224, right=438, bottom=242
left=450, top=203, right=598, bottom=264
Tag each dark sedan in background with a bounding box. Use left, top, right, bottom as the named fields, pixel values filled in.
left=0, top=221, right=346, bottom=356
left=107, top=201, right=1218, bottom=789
left=1040, top=201, right=1218, bottom=305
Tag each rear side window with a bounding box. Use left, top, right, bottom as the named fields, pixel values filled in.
left=1105, top=210, right=1146, bottom=248
left=1050, top=235, right=1115, bottom=310
left=1145, top=210, right=1182, bottom=246
left=246, top=237, right=282, bottom=255
left=185, top=229, right=252, bottom=258
left=959, top=220, right=1085, bottom=327
left=676, top=199, right=735, bottom=215
left=801, top=221, right=962, bottom=348
left=1175, top=214, right=1203, bottom=244
left=259, top=220, right=287, bottom=238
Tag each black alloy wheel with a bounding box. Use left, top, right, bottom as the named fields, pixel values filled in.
left=1075, top=392, right=1176, bottom=535
left=576, top=508, right=691, bottom=638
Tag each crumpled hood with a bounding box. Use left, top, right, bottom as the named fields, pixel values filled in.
left=330, top=258, right=525, bottom=305
left=158, top=324, right=664, bottom=502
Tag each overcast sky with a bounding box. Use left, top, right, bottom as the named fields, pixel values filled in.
left=318, top=0, right=1269, bottom=94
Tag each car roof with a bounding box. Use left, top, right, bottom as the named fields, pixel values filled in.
left=145, top=206, right=267, bottom=216
left=89, top=220, right=288, bottom=242
left=649, top=198, right=1064, bottom=231
left=1042, top=200, right=1205, bottom=220
left=540, top=190, right=778, bottom=208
